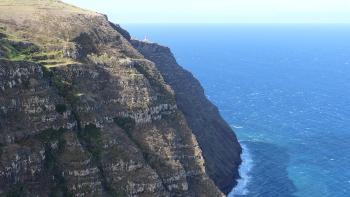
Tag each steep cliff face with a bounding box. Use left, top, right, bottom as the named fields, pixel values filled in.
left=131, top=41, right=242, bottom=194
left=0, top=0, right=241, bottom=196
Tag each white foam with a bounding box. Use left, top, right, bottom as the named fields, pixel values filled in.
left=228, top=143, right=253, bottom=197
left=232, top=125, right=244, bottom=129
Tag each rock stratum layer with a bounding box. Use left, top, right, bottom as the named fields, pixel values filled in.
left=0, top=0, right=241, bottom=196
left=131, top=41, right=242, bottom=194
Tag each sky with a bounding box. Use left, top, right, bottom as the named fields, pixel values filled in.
left=63, top=0, right=350, bottom=24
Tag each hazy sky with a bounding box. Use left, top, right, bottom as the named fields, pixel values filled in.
left=63, top=0, right=350, bottom=24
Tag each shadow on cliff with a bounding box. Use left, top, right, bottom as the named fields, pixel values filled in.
left=239, top=141, right=297, bottom=197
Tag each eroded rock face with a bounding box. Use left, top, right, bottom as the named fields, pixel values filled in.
left=0, top=60, right=76, bottom=144
left=131, top=40, right=242, bottom=194
left=0, top=139, right=49, bottom=196
left=0, top=0, right=240, bottom=196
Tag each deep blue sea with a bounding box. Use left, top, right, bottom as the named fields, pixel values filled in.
left=124, top=24, right=350, bottom=197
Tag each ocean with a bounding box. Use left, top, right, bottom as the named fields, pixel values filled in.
left=124, top=24, right=350, bottom=197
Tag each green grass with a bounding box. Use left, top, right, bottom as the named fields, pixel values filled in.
left=0, top=26, right=6, bottom=31
left=31, top=50, right=63, bottom=61
left=0, top=33, right=77, bottom=68
left=0, top=40, right=30, bottom=61
left=0, top=30, right=39, bottom=59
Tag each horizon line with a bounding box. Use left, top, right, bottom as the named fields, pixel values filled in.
left=120, top=22, right=350, bottom=25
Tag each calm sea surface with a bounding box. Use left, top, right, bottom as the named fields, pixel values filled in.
left=125, top=24, right=350, bottom=197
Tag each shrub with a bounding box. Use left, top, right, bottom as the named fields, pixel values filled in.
left=114, top=117, right=135, bottom=133
left=55, top=104, right=67, bottom=114
left=77, top=124, right=103, bottom=162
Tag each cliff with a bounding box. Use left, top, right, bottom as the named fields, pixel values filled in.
left=131, top=41, right=242, bottom=194
left=0, top=0, right=241, bottom=196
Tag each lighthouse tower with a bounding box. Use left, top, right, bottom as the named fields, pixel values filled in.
left=143, top=35, right=150, bottom=43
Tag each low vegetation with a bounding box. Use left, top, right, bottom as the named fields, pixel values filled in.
left=114, top=117, right=135, bottom=134
left=76, top=124, right=122, bottom=196
left=55, top=104, right=67, bottom=114
left=0, top=39, right=37, bottom=61
left=77, top=124, right=103, bottom=162
left=34, top=128, right=72, bottom=197
left=0, top=31, right=78, bottom=68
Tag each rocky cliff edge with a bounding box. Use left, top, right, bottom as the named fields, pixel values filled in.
left=0, top=0, right=241, bottom=196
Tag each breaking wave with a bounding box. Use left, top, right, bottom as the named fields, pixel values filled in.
left=228, top=143, right=253, bottom=197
